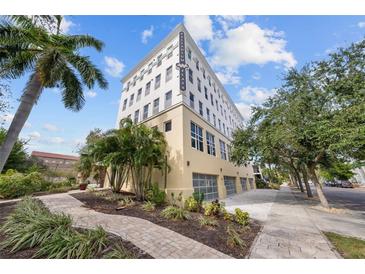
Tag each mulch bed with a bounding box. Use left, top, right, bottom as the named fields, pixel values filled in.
left=0, top=200, right=152, bottom=259
left=71, top=191, right=262, bottom=258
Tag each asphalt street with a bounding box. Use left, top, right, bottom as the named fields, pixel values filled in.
left=322, top=186, right=365, bottom=211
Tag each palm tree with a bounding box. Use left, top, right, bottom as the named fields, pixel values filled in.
left=0, top=16, right=108, bottom=172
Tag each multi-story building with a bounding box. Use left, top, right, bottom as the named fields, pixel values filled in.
left=31, top=151, right=79, bottom=176
left=114, top=23, right=256, bottom=200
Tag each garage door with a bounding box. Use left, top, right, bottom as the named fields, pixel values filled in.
left=240, top=177, right=247, bottom=191
left=249, top=178, right=255, bottom=189
left=192, top=173, right=218, bottom=200
left=224, top=176, right=237, bottom=196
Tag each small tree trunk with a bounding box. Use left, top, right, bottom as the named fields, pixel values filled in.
left=0, top=73, right=42, bottom=173
left=307, top=163, right=329, bottom=208
left=301, top=166, right=313, bottom=198
left=293, top=168, right=304, bottom=192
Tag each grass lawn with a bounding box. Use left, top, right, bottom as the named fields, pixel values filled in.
left=324, top=232, right=365, bottom=259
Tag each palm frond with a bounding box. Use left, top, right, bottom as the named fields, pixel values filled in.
left=60, top=65, right=85, bottom=111
left=62, top=34, right=104, bottom=51
left=0, top=50, right=38, bottom=79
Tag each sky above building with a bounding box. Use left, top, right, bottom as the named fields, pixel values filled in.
left=1, top=15, right=365, bottom=155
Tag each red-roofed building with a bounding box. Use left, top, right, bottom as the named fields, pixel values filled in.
left=31, top=151, right=79, bottom=175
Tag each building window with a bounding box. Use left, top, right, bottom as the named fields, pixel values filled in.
left=202, top=68, right=206, bottom=79
left=197, top=78, right=201, bottom=92
left=199, top=101, right=203, bottom=116
left=206, top=108, right=210, bottom=122
left=167, top=45, right=173, bottom=59
left=122, top=99, right=127, bottom=111
left=223, top=123, right=226, bottom=135
left=195, top=59, right=199, bottom=71
left=165, top=90, right=172, bottom=108
left=208, top=76, right=211, bottom=86
left=157, top=54, right=162, bottom=67
left=129, top=94, right=134, bottom=106
left=210, top=94, right=214, bottom=106
left=187, top=48, right=192, bottom=60
left=127, top=114, right=131, bottom=119
left=145, top=81, right=151, bottom=96
left=164, top=120, right=172, bottom=132
left=227, top=145, right=231, bottom=160
left=153, top=98, right=159, bottom=115
left=218, top=119, right=221, bottom=131
left=224, top=109, right=227, bottom=120
left=216, top=100, right=219, bottom=111
left=204, top=86, right=208, bottom=99
left=155, top=74, right=161, bottom=89
left=143, top=104, right=149, bottom=120
left=189, top=92, right=195, bottom=109
left=137, top=88, right=142, bottom=101
left=240, top=178, right=247, bottom=191
left=220, top=104, right=223, bottom=115
left=133, top=76, right=137, bottom=86
left=213, top=114, right=216, bottom=127
left=193, top=173, right=218, bottom=200
left=189, top=69, right=193, bottom=83
left=134, top=109, right=139, bottom=124
left=148, top=62, right=153, bottom=74
left=220, top=139, right=227, bottom=160
left=224, top=176, right=237, bottom=196
left=140, top=69, right=144, bottom=81
left=206, top=131, right=216, bottom=156
left=126, top=81, right=130, bottom=92
left=166, top=65, right=172, bottom=82
left=191, top=122, right=203, bottom=152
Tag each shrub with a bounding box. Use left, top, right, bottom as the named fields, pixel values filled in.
left=221, top=208, right=235, bottom=222
left=118, top=196, right=136, bottom=208
left=226, top=225, right=246, bottom=249
left=141, top=201, right=156, bottom=212
left=184, top=196, right=199, bottom=212
left=204, top=200, right=224, bottom=217
left=0, top=197, right=72, bottom=252
left=255, top=179, right=267, bottom=189
left=198, top=216, right=218, bottom=228
left=103, top=243, right=134, bottom=259
left=192, top=192, right=204, bottom=206
left=160, top=206, right=190, bottom=220
left=35, top=226, right=108, bottom=259
left=234, top=208, right=250, bottom=226
left=145, top=183, right=166, bottom=206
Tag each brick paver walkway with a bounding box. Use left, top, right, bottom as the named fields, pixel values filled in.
left=38, top=193, right=231, bottom=259
left=249, top=186, right=340, bottom=258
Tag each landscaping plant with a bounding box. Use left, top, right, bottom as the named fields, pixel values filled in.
left=204, top=200, right=224, bottom=217
left=160, top=205, right=190, bottom=220
left=226, top=225, right=246, bottom=250
left=192, top=192, right=204, bottom=206
left=145, top=183, right=166, bottom=206
left=184, top=196, right=199, bottom=212
left=234, top=208, right=250, bottom=226
left=103, top=243, right=134, bottom=259
left=141, top=201, right=156, bottom=212
left=198, top=216, right=218, bottom=228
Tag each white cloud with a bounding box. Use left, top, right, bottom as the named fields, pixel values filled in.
left=252, top=72, right=261, bottom=80
left=43, top=123, right=59, bottom=132
left=86, top=90, right=97, bottom=98
left=184, top=15, right=213, bottom=43
left=235, top=103, right=253, bottom=121
left=29, top=131, right=41, bottom=140
left=239, top=86, right=275, bottom=105
left=210, top=22, right=296, bottom=69
left=60, top=17, right=75, bottom=34
left=358, top=21, right=365, bottom=28
left=141, top=26, right=154, bottom=44
left=216, top=15, right=245, bottom=32
left=48, top=137, right=65, bottom=144
left=0, top=113, right=31, bottom=128
left=216, top=70, right=241, bottom=85
left=104, top=56, right=125, bottom=78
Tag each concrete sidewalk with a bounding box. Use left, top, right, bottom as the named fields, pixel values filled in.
left=248, top=187, right=339, bottom=258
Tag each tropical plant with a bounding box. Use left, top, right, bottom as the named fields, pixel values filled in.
left=192, top=191, right=204, bottom=206
left=184, top=196, right=199, bottom=212
left=0, top=15, right=108, bottom=173
left=203, top=200, right=224, bottom=217
left=141, top=201, right=156, bottom=212
left=160, top=205, right=190, bottom=220
left=117, top=196, right=135, bottom=208
left=198, top=216, right=218, bottom=228
left=226, top=225, right=246, bottom=249
left=145, top=183, right=166, bottom=206
left=234, top=208, right=249, bottom=226
left=103, top=243, right=134, bottom=259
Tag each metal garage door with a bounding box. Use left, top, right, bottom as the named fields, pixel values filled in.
left=224, top=176, right=237, bottom=196
left=192, top=173, right=219, bottom=200
left=240, top=177, right=247, bottom=191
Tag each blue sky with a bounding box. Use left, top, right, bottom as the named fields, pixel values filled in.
left=1, top=15, right=365, bottom=155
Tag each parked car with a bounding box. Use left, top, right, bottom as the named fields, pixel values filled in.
left=340, top=181, right=353, bottom=188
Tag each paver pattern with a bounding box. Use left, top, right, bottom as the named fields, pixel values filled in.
left=39, top=193, right=231, bottom=259
left=249, top=186, right=339, bottom=258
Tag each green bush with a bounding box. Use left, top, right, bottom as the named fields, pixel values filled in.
left=184, top=196, right=199, bottom=212
left=221, top=208, right=235, bottom=222
left=0, top=197, right=72, bottom=252
left=198, top=216, right=218, bottom=228
left=0, top=172, right=51, bottom=199
left=204, top=200, right=224, bottom=217
left=160, top=205, right=190, bottom=220
left=192, top=192, right=204, bottom=206
left=145, top=183, right=166, bottom=206
left=141, top=201, right=156, bottom=212
left=234, top=208, right=250, bottom=226
left=255, top=179, right=267, bottom=189
left=103, top=243, right=134, bottom=259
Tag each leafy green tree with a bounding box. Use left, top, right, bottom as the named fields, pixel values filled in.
left=0, top=15, right=108, bottom=173
left=0, top=128, right=27, bottom=172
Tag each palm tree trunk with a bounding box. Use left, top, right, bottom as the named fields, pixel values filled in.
left=0, top=73, right=42, bottom=173
left=301, top=165, right=313, bottom=198
left=307, top=163, right=329, bottom=208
